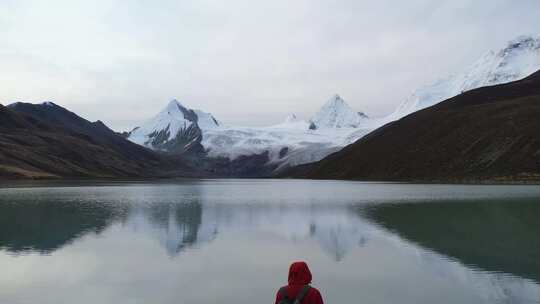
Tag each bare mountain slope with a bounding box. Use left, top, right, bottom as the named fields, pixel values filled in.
left=0, top=104, right=196, bottom=179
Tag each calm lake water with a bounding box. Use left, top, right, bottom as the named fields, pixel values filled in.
left=1, top=179, right=540, bottom=304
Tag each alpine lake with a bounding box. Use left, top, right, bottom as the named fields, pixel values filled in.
left=1, top=179, right=540, bottom=304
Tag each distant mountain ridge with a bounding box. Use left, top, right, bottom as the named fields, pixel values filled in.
left=8, top=101, right=162, bottom=163
left=1, top=102, right=197, bottom=179
left=281, top=70, right=540, bottom=182
left=128, top=95, right=372, bottom=174
left=125, top=36, right=540, bottom=177
left=4, top=34, right=540, bottom=180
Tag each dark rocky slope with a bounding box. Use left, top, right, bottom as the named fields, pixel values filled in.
left=282, top=71, right=540, bottom=182
left=8, top=102, right=182, bottom=162
left=0, top=104, right=196, bottom=179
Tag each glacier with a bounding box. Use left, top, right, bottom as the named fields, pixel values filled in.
left=129, top=94, right=373, bottom=171
left=202, top=94, right=373, bottom=169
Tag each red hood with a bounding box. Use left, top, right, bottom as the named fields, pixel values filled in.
left=288, top=261, right=312, bottom=285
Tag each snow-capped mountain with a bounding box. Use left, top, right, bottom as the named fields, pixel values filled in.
left=127, top=35, right=540, bottom=175
left=128, top=99, right=219, bottom=154
left=310, top=94, right=368, bottom=129
left=200, top=95, right=372, bottom=171
left=283, top=113, right=300, bottom=124
left=272, top=113, right=310, bottom=130
left=129, top=95, right=370, bottom=173
left=389, top=35, right=540, bottom=119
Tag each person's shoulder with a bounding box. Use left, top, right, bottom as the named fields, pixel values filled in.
left=276, top=285, right=288, bottom=296
left=306, top=286, right=323, bottom=303
left=308, top=286, right=321, bottom=293
left=307, top=285, right=322, bottom=296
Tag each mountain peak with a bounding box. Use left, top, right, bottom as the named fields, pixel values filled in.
left=160, top=99, right=218, bottom=129
left=311, top=95, right=367, bottom=129
left=128, top=99, right=219, bottom=152
left=496, top=35, right=540, bottom=60
left=164, top=99, right=186, bottom=113
left=390, top=34, right=540, bottom=120
left=283, top=113, right=299, bottom=124
left=503, top=35, right=540, bottom=50
left=273, top=113, right=309, bottom=129
left=325, top=94, right=345, bottom=106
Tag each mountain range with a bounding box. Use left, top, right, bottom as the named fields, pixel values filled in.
left=282, top=70, right=540, bottom=182
left=125, top=35, right=540, bottom=176
left=126, top=94, right=373, bottom=174
left=2, top=35, right=540, bottom=181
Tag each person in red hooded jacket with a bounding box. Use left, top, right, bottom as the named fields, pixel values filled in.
left=274, top=261, right=324, bottom=304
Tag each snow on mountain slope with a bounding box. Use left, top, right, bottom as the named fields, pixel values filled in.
left=128, top=96, right=370, bottom=170
left=128, top=35, right=540, bottom=171
left=272, top=113, right=310, bottom=130
left=129, top=99, right=195, bottom=145
left=202, top=124, right=372, bottom=170
left=310, top=94, right=368, bottom=129
left=200, top=96, right=372, bottom=170
left=128, top=99, right=218, bottom=153
left=194, top=109, right=220, bottom=129
left=202, top=35, right=540, bottom=170
left=389, top=35, right=540, bottom=120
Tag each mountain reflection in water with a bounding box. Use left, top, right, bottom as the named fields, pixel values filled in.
left=0, top=198, right=371, bottom=260
left=1, top=181, right=540, bottom=304
left=362, top=199, right=540, bottom=283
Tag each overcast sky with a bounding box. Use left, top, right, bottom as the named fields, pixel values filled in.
left=1, top=0, right=539, bottom=130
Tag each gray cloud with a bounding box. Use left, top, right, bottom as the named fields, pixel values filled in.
left=1, top=0, right=539, bottom=130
